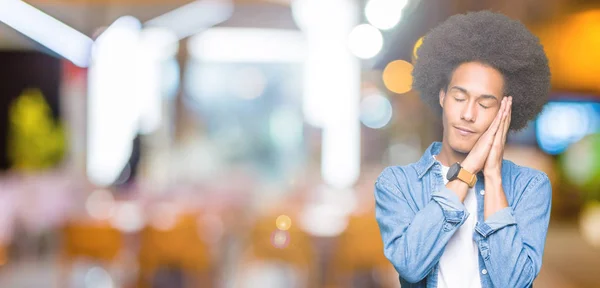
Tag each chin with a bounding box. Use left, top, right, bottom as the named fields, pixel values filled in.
left=449, top=139, right=474, bottom=154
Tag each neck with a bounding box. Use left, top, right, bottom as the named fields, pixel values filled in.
left=436, top=139, right=468, bottom=167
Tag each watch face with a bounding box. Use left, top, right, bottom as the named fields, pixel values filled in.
left=447, top=163, right=461, bottom=181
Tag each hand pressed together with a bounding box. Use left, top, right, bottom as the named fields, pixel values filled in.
left=461, top=96, right=512, bottom=175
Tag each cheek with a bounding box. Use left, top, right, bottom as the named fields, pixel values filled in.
left=443, top=103, right=460, bottom=122
left=480, top=112, right=498, bottom=130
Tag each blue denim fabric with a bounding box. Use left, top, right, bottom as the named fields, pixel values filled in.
left=374, top=142, right=552, bottom=288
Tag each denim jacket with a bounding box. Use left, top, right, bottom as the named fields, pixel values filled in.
left=374, top=142, right=552, bottom=288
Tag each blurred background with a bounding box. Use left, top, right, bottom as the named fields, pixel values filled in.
left=0, top=0, right=599, bottom=287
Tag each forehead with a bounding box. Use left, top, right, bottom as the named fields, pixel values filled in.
left=448, top=62, right=505, bottom=97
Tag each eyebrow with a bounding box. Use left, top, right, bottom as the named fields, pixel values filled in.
left=449, top=86, right=498, bottom=101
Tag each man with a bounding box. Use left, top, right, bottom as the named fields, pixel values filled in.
left=374, top=10, right=552, bottom=288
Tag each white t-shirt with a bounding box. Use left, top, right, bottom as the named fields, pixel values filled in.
left=436, top=161, right=482, bottom=288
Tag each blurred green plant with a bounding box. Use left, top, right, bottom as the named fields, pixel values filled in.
left=7, top=88, right=66, bottom=171
left=559, top=133, right=600, bottom=202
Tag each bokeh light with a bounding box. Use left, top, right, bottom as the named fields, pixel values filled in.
left=412, top=36, right=424, bottom=61
left=271, top=230, right=290, bottom=249
left=299, top=202, right=349, bottom=237
left=382, top=59, right=413, bottom=94
left=149, top=202, right=179, bottom=231
left=84, top=266, right=114, bottom=288
left=365, top=0, right=408, bottom=30
left=275, top=215, right=292, bottom=231
left=109, top=202, right=144, bottom=233
left=348, top=24, right=383, bottom=59
left=360, top=93, right=393, bottom=129
left=560, top=133, right=600, bottom=194
left=85, top=189, right=115, bottom=220
left=536, top=102, right=600, bottom=155
left=580, top=201, right=600, bottom=249
left=230, top=66, right=267, bottom=100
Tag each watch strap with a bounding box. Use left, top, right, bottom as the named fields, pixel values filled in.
left=457, top=167, right=477, bottom=188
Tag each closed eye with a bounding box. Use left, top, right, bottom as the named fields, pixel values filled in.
left=479, top=103, right=490, bottom=109
left=454, top=97, right=466, bottom=102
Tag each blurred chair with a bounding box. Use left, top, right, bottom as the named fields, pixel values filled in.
left=0, top=244, right=7, bottom=268
left=236, top=210, right=317, bottom=288
left=59, top=220, right=124, bottom=287
left=137, top=212, right=214, bottom=288
left=327, top=210, right=399, bottom=288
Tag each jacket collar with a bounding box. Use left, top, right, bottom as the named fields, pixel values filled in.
left=415, top=141, right=442, bottom=179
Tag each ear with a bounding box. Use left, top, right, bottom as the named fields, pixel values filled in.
left=439, top=89, right=446, bottom=108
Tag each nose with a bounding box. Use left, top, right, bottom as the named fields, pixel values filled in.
left=461, top=102, right=476, bottom=122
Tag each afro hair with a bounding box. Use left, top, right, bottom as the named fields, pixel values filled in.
left=412, top=10, right=551, bottom=131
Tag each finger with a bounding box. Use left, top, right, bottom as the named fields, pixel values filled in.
left=487, top=97, right=507, bottom=137
left=485, top=107, right=505, bottom=165
left=502, top=97, right=512, bottom=144
left=494, top=103, right=507, bottom=146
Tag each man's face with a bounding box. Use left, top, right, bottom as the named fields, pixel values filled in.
left=439, top=62, right=505, bottom=154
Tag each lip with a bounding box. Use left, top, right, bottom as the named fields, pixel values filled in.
left=454, top=126, right=475, bottom=136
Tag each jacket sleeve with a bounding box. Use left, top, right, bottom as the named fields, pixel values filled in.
left=473, top=172, right=552, bottom=288
left=375, top=167, right=469, bottom=283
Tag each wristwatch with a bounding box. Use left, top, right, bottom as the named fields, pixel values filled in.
left=447, top=162, right=477, bottom=188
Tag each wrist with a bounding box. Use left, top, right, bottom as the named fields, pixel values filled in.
left=460, top=160, right=478, bottom=174
left=484, top=171, right=502, bottom=182
left=446, top=180, right=468, bottom=202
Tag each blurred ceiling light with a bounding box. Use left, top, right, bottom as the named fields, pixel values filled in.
left=136, top=28, right=178, bottom=135
left=88, top=16, right=179, bottom=187
left=383, top=59, right=413, bottom=94
left=292, top=0, right=358, bottom=129
left=291, top=0, right=356, bottom=32
left=188, top=28, right=306, bottom=63
left=322, top=91, right=361, bottom=189
left=94, top=16, right=142, bottom=47
left=145, top=0, right=234, bottom=40
left=138, top=27, right=179, bottom=60
left=365, top=0, right=408, bottom=30
left=360, top=93, right=393, bottom=129
left=291, top=0, right=361, bottom=189
left=348, top=24, right=383, bottom=59
left=87, top=16, right=142, bottom=186
left=0, top=0, right=93, bottom=67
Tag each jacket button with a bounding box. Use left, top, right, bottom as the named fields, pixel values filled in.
left=482, top=269, right=488, bottom=275
left=480, top=190, right=485, bottom=195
